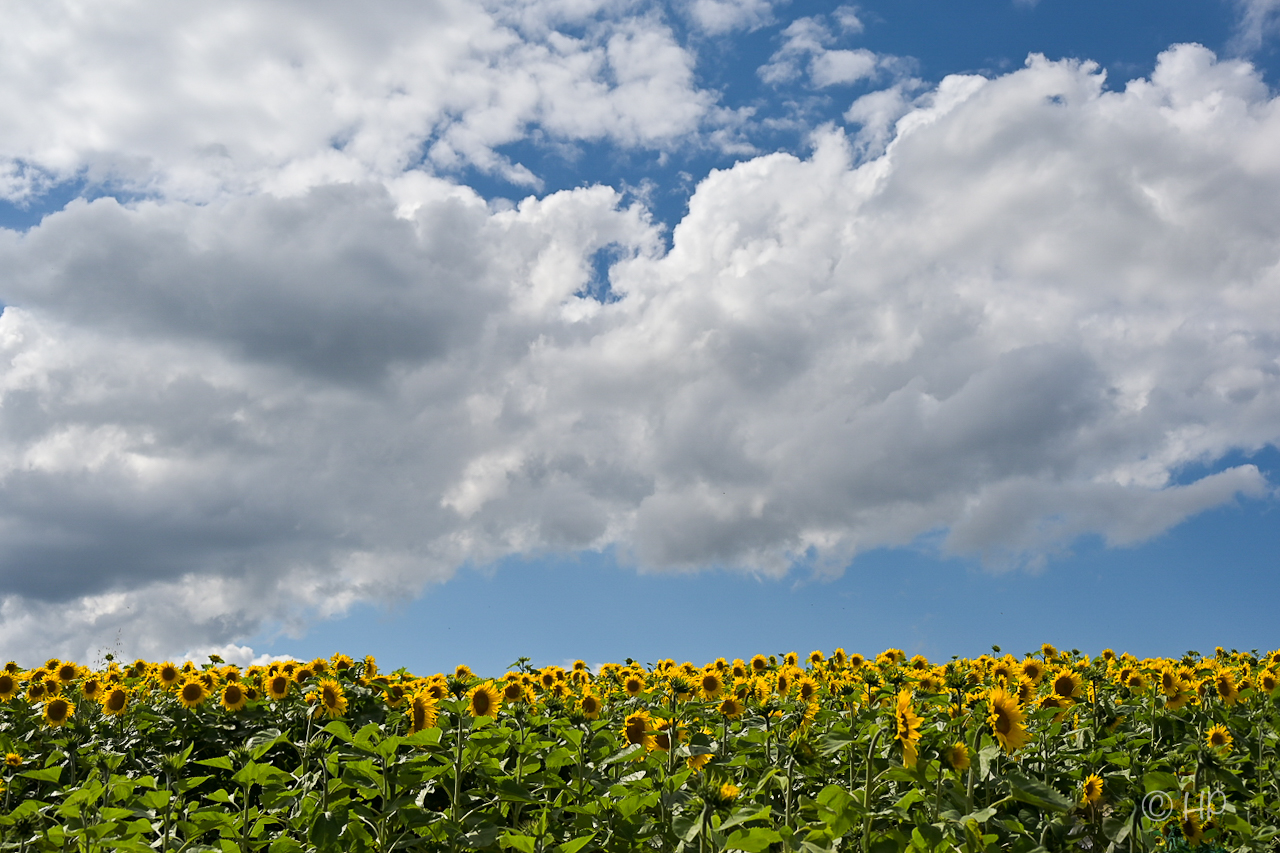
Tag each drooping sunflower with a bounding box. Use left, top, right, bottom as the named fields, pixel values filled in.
left=1205, top=724, right=1232, bottom=752
left=220, top=683, right=248, bottom=713
left=265, top=674, right=291, bottom=701
left=987, top=688, right=1031, bottom=753
left=316, top=679, right=348, bottom=718
left=0, top=673, right=18, bottom=701
left=893, top=690, right=922, bottom=767
left=101, top=687, right=129, bottom=716
left=178, top=679, right=209, bottom=709
left=467, top=682, right=502, bottom=718
left=42, top=697, right=74, bottom=728
left=1081, top=773, right=1104, bottom=806
left=943, top=742, right=970, bottom=772
left=621, top=710, right=655, bottom=751
left=406, top=693, right=440, bottom=733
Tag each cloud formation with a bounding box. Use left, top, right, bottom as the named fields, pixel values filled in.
left=2, top=32, right=1280, bottom=663
left=0, top=0, right=716, bottom=198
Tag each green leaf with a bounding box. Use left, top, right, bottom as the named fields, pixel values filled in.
left=308, top=811, right=343, bottom=852
left=493, top=777, right=538, bottom=804
left=720, top=805, right=772, bottom=833
left=246, top=728, right=287, bottom=760
left=600, top=743, right=643, bottom=765
left=322, top=721, right=354, bottom=743
left=724, top=827, right=783, bottom=852
left=557, top=834, right=596, bottom=853
left=1141, top=771, right=1179, bottom=794
left=500, top=832, right=537, bottom=853
left=195, top=756, right=235, bottom=771
left=1005, top=770, right=1074, bottom=814
left=20, top=766, right=64, bottom=784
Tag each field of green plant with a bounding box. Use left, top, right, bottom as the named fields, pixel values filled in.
left=0, top=645, right=1276, bottom=852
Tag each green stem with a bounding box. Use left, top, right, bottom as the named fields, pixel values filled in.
left=861, top=728, right=884, bottom=853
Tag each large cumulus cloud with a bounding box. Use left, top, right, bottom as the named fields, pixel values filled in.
left=2, top=41, right=1280, bottom=662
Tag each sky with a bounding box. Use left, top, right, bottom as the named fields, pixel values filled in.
left=2, top=0, right=1279, bottom=674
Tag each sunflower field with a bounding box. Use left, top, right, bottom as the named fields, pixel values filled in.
left=1, top=646, right=1278, bottom=853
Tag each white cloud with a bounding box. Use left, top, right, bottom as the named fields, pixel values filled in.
left=3, top=43, right=1280, bottom=662
left=759, top=15, right=892, bottom=87
left=0, top=0, right=716, bottom=203
left=1231, top=0, right=1280, bottom=53
left=684, top=0, right=782, bottom=35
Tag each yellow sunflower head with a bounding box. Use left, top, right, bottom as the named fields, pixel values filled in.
left=719, top=696, right=744, bottom=719
left=1081, top=773, right=1104, bottom=806
left=407, top=692, right=440, bottom=733
left=579, top=692, right=603, bottom=720
left=699, top=671, right=724, bottom=699
left=987, top=688, right=1031, bottom=753
left=220, top=683, right=248, bottom=712
left=621, top=710, right=655, bottom=751
left=101, top=687, right=130, bottom=716
left=265, top=674, right=291, bottom=701
left=623, top=674, right=645, bottom=697
left=1052, top=669, right=1082, bottom=701
left=178, top=679, right=208, bottom=709
left=943, top=742, right=970, bottom=772
left=4, top=753, right=21, bottom=769
left=316, top=678, right=348, bottom=718
left=55, top=662, right=80, bottom=684
left=1205, top=724, right=1232, bottom=752
left=750, top=654, right=769, bottom=673
left=42, top=697, right=74, bottom=728
left=157, top=662, right=181, bottom=688
left=0, top=673, right=19, bottom=701
left=467, top=682, right=501, bottom=718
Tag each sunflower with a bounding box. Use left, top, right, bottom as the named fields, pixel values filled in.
left=178, top=679, right=209, bottom=709
left=719, top=696, right=744, bottom=719
left=731, top=660, right=748, bottom=679
left=331, top=654, right=355, bottom=674
left=81, top=678, right=103, bottom=701
left=579, top=692, right=603, bottom=720
left=1175, top=812, right=1204, bottom=845
left=1081, top=773, right=1104, bottom=806
left=55, top=662, right=80, bottom=684
left=467, top=682, right=502, bottom=718
left=101, top=687, right=129, bottom=716
left=1041, top=643, right=1059, bottom=661
left=42, top=697, right=74, bottom=728
left=157, top=662, right=181, bottom=689
left=1020, top=659, right=1046, bottom=684
left=265, top=674, right=291, bottom=701
left=1214, top=670, right=1239, bottom=705
left=27, top=682, right=46, bottom=702
left=894, top=690, right=922, bottom=767
left=699, top=671, right=724, bottom=700
left=943, top=742, right=970, bottom=772
left=5, top=753, right=22, bottom=768
left=406, top=693, right=440, bottom=733
left=43, top=658, right=61, bottom=672
left=784, top=652, right=799, bottom=667
left=0, top=673, right=18, bottom=701
left=501, top=680, right=529, bottom=704
left=719, top=783, right=740, bottom=803
left=796, top=677, right=819, bottom=703
left=687, top=753, right=712, bottom=772
left=453, top=664, right=473, bottom=681
left=316, top=679, right=348, bottom=718
left=621, top=710, right=655, bottom=750
left=220, top=683, right=248, bottom=713
left=1261, top=669, right=1278, bottom=693
left=623, top=674, right=645, bottom=697
left=1126, top=671, right=1147, bottom=691
left=987, top=688, right=1031, bottom=753
left=1051, top=670, right=1082, bottom=701
left=775, top=671, right=793, bottom=696
left=293, top=666, right=315, bottom=684
left=750, top=655, right=769, bottom=673
left=1205, top=724, right=1232, bottom=752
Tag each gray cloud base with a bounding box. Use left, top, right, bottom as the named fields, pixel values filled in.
left=1, top=45, right=1278, bottom=662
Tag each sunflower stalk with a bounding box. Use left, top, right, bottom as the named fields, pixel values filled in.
left=861, top=727, right=884, bottom=853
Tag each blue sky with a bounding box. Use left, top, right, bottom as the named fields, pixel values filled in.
left=1, top=0, right=1278, bottom=671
